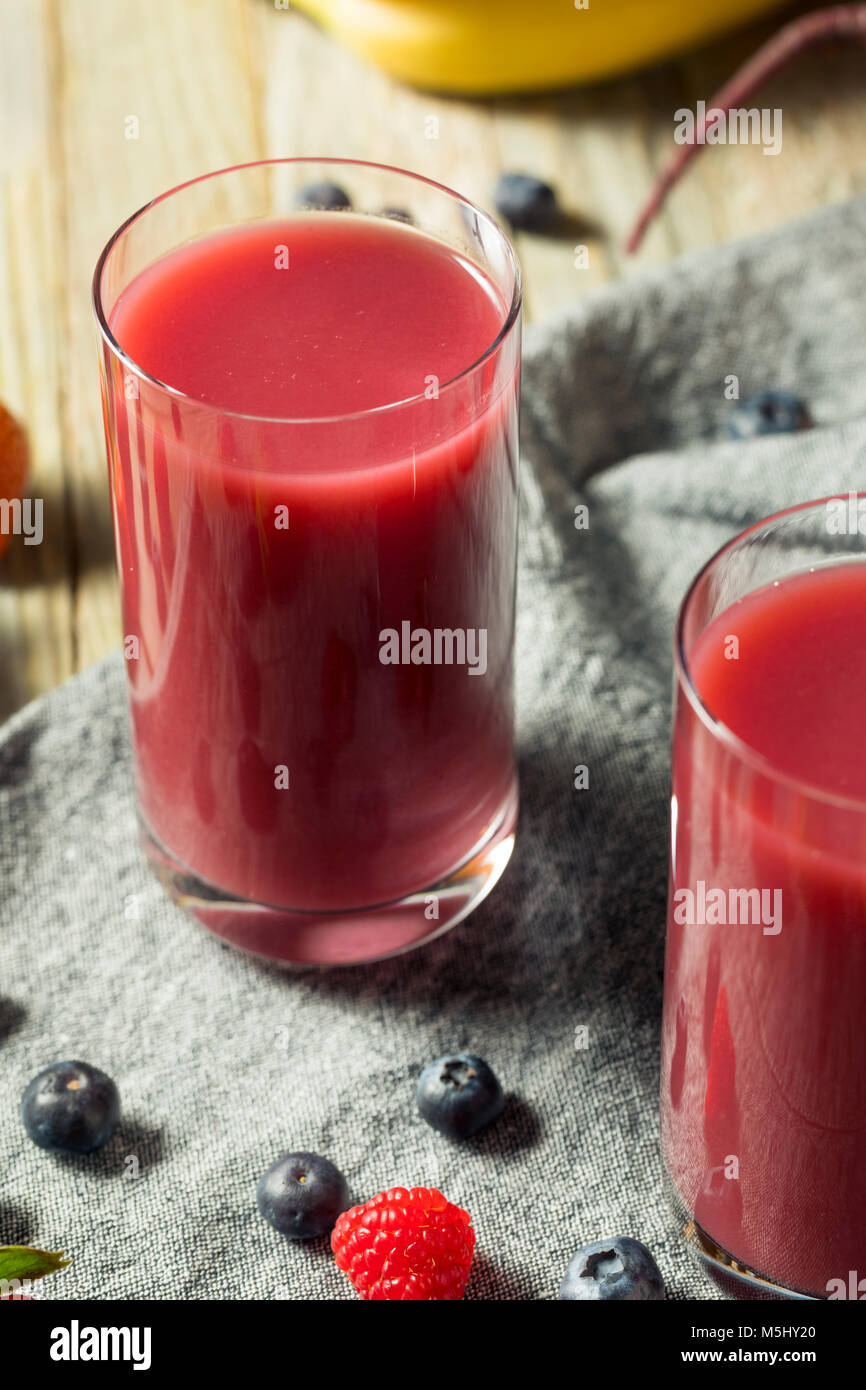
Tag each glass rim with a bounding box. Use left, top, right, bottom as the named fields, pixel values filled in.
left=92, top=157, right=522, bottom=427
left=674, top=493, right=866, bottom=815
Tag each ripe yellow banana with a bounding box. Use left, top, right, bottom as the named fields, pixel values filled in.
left=291, top=0, right=789, bottom=94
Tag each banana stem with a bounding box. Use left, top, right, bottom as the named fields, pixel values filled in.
left=625, top=3, right=866, bottom=254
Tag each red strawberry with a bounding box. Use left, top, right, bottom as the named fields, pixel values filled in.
left=331, top=1186, right=475, bottom=1300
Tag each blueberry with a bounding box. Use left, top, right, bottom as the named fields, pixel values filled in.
left=415, top=1053, right=504, bottom=1140
left=295, top=182, right=351, bottom=212
left=493, top=173, right=558, bottom=232
left=20, top=1061, right=120, bottom=1155
left=256, top=1151, right=349, bottom=1240
left=727, top=389, right=810, bottom=440
left=558, top=1237, right=665, bottom=1301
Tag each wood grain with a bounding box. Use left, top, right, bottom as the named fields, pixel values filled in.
left=0, top=0, right=863, bottom=720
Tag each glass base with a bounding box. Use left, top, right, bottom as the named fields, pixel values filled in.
left=665, top=1169, right=819, bottom=1301
left=139, top=785, right=518, bottom=966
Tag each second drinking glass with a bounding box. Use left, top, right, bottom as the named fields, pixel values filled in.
left=662, top=497, right=866, bottom=1299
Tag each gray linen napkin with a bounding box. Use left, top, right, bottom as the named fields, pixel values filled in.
left=2, top=196, right=866, bottom=1301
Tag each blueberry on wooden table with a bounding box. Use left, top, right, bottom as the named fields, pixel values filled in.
left=493, top=172, right=558, bottom=232
left=20, top=1060, right=120, bottom=1154
left=295, top=182, right=352, bottom=212
left=558, top=1237, right=666, bottom=1300
left=727, top=389, right=811, bottom=440
left=415, top=1053, right=505, bottom=1140
left=257, top=1151, right=350, bottom=1240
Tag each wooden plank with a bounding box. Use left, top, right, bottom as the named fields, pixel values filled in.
left=490, top=71, right=685, bottom=320
left=627, top=13, right=866, bottom=260
left=53, top=0, right=263, bottom=672
left=0, top=0, right=73, bottom=721
left=679, top=31, right=866, bottom=251
left=251, top=6, right=505, bottom=212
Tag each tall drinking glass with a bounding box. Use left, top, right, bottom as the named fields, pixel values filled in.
left=93, top=160, right=521, bottom=966
left=662, top=496, right=866, bottom=1299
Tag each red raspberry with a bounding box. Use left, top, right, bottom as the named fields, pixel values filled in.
left=331, top=1186, right=476, bottom=1300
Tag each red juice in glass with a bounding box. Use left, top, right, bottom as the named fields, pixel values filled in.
left=662, top=504, right=866, bottom=1299
left=94, top=162, right=521, bottom=965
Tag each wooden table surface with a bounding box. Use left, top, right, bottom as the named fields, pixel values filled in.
left=1, top=0, right=864, bottom=722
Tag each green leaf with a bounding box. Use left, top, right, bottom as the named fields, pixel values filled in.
left=0, top=1245, right=71, bottom=1284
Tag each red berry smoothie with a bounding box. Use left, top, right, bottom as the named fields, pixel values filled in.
left=662, top=561, right=866, bottom=1297
left=104, top=213, right=519, bottom=945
